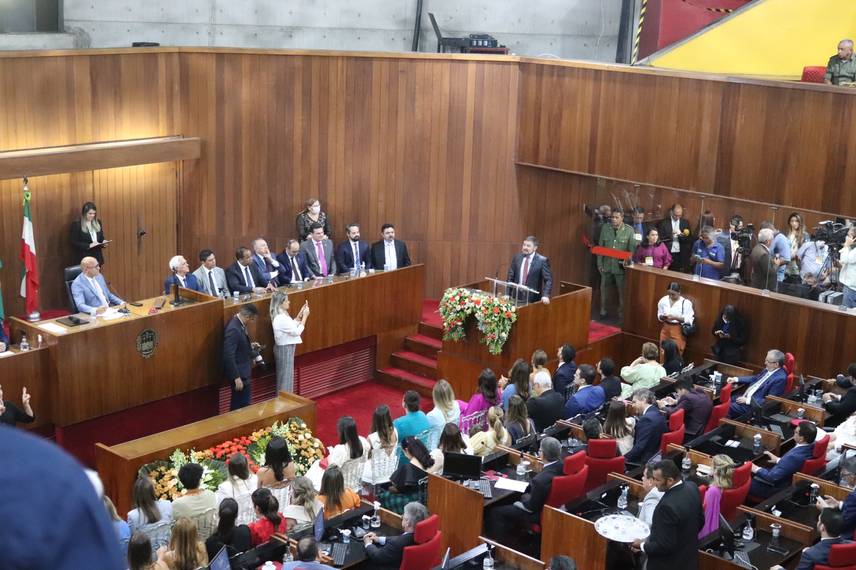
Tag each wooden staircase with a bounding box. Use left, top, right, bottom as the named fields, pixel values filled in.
left=376, top=321, right=442, bottom=397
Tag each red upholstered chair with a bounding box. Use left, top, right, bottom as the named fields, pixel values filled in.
left=585, top=439, right=625, bottom=492
left=801, top=66, right=827, bottom=83
left=814, top=541, right=856, bottom=569
left=719, top=381, right=733, bottom=403
left=784, top=352, right=797, bottom=394
left=698, top=484, right=708, bottom=505
left=669, top=408, right=685, bottom=431
left=546, top=465, right=589, bottom=508
left=660, top=424, right=685, bottom=455
left=704, top=400, right=729, bottom=434
left=721, top=479, right=752, bottom=520
left=564, top=450, right=586, bottom=475
left=401, top=514, right=442, bottom=570
left=800, top=435, right=830, bottom=476
left=732, top=461, right=752, bottom=488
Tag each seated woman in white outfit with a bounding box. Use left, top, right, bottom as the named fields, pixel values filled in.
left=363, top=404, right=400, bottom=484
left=215, top=453, right=258, bottom=521
left=281, top=476, right=321, bottom=530
left=426, top=379, right=461, bottom=449
left=308, top=416, right=369, bottom=489
left=428, top=423, right=473, bottom=474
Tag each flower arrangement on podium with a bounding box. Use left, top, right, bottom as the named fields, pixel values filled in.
left=140, top=417, right=324, bottom=501
left=439, top=287, right=518, bottom=355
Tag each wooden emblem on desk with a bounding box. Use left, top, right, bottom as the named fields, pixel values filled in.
left=135, top=329, right=158, bottom=359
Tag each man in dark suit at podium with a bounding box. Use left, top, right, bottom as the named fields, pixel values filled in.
left=507, top=236, right=552, bottom=304
left=223, top=304, right=259, bottom=410
left=334, top=223, right=372, bottom=274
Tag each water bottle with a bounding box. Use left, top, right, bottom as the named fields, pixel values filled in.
left=753, top=433, right=762, bottom=455
left=742, top=516, right=754, bottom=541
left=681, top=455, right=692, bottom=473
left=809, top=483, right=820, bottom=504
left=383, top=262, right=390, bottom=272
left=482, top=549, right=495, bottom=569
left=232, top=291, right=239, bottom=303
left=19, top=335, right=29, bottom=351
left=617, top=486, right=629, bottom=510
left=36, top=334, right=43, bottom=348
left=283, top=547, right=294, bottom=563
left=360, top=262, right=366, bottom=276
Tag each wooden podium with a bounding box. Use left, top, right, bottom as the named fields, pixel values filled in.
left=437, top=280, right=591, bottom=399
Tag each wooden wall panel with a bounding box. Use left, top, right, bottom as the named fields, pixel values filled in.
left=178, top=54, right=522, bottom=298
left=0, top=52, right=181, bottom=315
left=517, top=61, right=856, bottom=218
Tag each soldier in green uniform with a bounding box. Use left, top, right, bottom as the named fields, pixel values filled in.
left=597, top=209, right=637, bottom=320
left=825, top=39, right=856, bottom=86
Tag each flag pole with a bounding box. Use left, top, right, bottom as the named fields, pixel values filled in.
left=20, top=177, right=40, bottom=322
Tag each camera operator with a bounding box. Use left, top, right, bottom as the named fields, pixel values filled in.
left=840, top=226, right=856, bottom=309
left=728, top=215, right=752, bottom=282
left=224, top=304, right=262, bottom=410
left=797, top=237, right=831, bottom=283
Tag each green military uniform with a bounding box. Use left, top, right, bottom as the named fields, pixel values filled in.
left=825, top=55, right=856, bottom=85
left=597, top=222, right=637, bottom=318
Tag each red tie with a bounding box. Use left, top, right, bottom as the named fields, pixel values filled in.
left=521, top=256, right=530, bottom=284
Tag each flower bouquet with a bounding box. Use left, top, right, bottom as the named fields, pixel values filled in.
left=247, top=418, right=324, bottom=477
left=140, top=449, right=227, bottom=501
left=439, top=287, right=518, bottom=355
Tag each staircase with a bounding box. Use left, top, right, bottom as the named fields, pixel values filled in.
left=376, top=321, right=442, bottom=398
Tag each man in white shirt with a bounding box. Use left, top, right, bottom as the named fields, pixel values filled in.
left=638, top=463, right=664, bottom=526
left=70, top=256, right=125, bottom=316
left=192, top=249, right=228, bottom=297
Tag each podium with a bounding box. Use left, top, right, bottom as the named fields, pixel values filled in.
left=437, top=280, right=591, bottom=400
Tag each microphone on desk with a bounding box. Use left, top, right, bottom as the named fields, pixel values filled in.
left=170, top=269, right=187, bottom=307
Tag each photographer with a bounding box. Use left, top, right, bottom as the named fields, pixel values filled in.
left=224, top=304, right=262, bottom=410
left=841, top=226, right=856, bottom=309
left=728, top=215, right=751, bottom=281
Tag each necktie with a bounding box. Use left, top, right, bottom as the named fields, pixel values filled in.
left=208, top=270, right=217, bottom=296
left=291, top=256, right=302, bottom=281
left=316, top=241, right=328, bottom=276
left=521, top=256, right=530, bottom=284
left=178, top=275, right=185, bottom=288
left=352, top=242, right=360, bottom=268
left=243, top=265, right=253, bottom=288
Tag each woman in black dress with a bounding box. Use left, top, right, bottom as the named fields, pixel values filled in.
left=70, top=202, right=108, bottom=265
left=711, top=304, right=746, bottom=364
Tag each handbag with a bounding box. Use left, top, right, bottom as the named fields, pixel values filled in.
left=680, top=299, right=697, bottom=336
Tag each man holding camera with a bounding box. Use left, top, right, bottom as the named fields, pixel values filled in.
left=224, top=304, right=262, bottom=410
left=840, top=227, right=856, bottom=309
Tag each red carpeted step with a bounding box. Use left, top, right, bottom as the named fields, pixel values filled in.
left=390, top=350, right=438, bottom=379
left=376, top=367, right=436, bottom=398
left=418, top=322, right=443, bottom=341
left=588, top=320, right=621, bottom=343
left=405, top=334, right=442, bottom=359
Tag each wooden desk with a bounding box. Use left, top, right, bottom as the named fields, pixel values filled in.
left=0, top=345, right=52, bottom=430
left=541, top=505, right=607, bottom=569
left=438, top=281, right=591, bottom=400
left=427, top=473, right=485, bottom=557
left=766, top=395, right=828, bottom=427
left=10, top=288, right=223, bottom=426
left=624, top=264, right=856, bottom=377
left=223, top=265, right=425, bottom=369
left=95, top=392, right=315, bottom=515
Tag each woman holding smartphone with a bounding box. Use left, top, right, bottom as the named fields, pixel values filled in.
left=70, top=202, right=110, bottom=266
left=270, top=291, right=310, bottom=393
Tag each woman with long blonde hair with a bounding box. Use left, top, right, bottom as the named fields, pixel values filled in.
left=282, top=476, right=320, bottom=529
left=426, top=379, right=461, bottom=448
left=786, top=212, right=807, bottom=277
left=270, top=290, right=309, bottom=394
left=156, top=517, right=208, bottom=570
left=468, top=406, right=511, bottom=456
left=699, top=454, right=734, bottom=537
left=70, top=201, right=108, bottom=266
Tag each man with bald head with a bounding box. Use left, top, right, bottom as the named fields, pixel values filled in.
left=826, top=39, right=856, bottom=85
left=70, top=256, right=125, bottom=316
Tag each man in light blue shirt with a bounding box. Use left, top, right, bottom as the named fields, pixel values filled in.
left=762, top=221, right=791, bottom=283
left=282, top=537, right=335, bottom=570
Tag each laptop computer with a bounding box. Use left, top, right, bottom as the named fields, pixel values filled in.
left=443, top=452, right=482, bottom=480
left=208, top=546, right=230, bottom=570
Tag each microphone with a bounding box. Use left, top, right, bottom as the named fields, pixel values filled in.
left=170, top=268, right=187, bottom=306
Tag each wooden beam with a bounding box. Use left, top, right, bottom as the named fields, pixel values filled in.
left=0, top=136, right=201, bottom=180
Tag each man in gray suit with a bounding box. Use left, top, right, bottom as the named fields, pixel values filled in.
left=300, top=222, right=336, bottom=277
left=192, top=249, right=228, bottom=297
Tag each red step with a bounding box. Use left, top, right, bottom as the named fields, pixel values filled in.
left=376, top=367, right=436, bottom=398
left=418, top=322, right=443, bottom=341
left=390, top=350, right=438, bottom=379
left=405, top=334, right=442, bottom=359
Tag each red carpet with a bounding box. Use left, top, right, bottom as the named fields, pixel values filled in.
left=422, top=299, right=441, bottom=327
left=588, top=320, right=621, bottom=343
left=313, top=381, right=432, bottom=447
